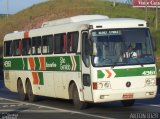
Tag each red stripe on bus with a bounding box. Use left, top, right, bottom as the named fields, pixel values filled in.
left=39, top=57, right=45, bottom=70
left=106, top=69, right=112, bottom=78
left=29, top=57, right=35, bottom=70
left=24, top=31, right=29, bottom=38
left=63, top=34, right=66, bottom=52
left=32, top=72, right=39, bottom=84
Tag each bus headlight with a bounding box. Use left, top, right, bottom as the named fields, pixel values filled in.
left=98, top=82, right=103, bottom=89
left=145, top=78, right=156, bottom=86
left=104, top=82, right=110, bottom=88
left=98, top=81, right=111, bottom=89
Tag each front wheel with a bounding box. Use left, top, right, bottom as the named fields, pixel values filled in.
left=121, top=99, right=135, bottom=107
left=72, top=84, right=87, bottom=109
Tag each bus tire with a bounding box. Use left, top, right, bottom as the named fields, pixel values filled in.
left=121, top=99, right=135, bottom=107
left=26, top=80, right=37, bottom=102
left=17, top=79, right=27, bottom=101
left=72, top=84, right=87, bottom=109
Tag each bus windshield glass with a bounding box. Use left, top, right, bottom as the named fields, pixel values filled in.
left=91, top=28, right=155, bottom=67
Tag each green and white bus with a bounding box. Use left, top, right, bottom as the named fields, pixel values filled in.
left=3, top=15, right=157, bottom=109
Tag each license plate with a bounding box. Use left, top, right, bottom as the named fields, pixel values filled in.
left=123, top=93, right=133, bottom=99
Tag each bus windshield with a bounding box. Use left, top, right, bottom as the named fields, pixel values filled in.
left=91, top=28, right=155, bottom=67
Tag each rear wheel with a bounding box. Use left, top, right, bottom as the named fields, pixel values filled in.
left=26, top=81, right=37, bottom=102
left=121, top=99, right=135, bottom=107
left=17, top=79, right=27, bottom=101
left=72, top=84, right=87, bottom=109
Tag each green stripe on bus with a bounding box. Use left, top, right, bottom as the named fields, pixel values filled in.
left=4, top=58, right=23, bottom=70
left=3, top=56, right=80, bottom=71
left=38, top=72, right=44, bottom=85
left=113, top=67, right=155, bottom=77
left=75, top=56, right=80, bottom=71
left=35, top=57, right=40, bottom=70
left=97, top=70, right=105, bottom=78
left=97, top=67, right=156, bottom=79
left=23, top=58, right=28, bottom=70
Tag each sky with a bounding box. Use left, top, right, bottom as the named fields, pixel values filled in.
left=0, top=0, right=126, bottom=14
left=0, top=0, right=47, bottom=14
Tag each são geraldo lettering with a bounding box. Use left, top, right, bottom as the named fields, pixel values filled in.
left=60, top=57, right=71, bottom=71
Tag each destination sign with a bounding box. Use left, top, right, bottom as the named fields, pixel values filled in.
left=92, top=30, right=122, bottom=36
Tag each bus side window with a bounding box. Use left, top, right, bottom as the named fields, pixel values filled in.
left=4, top=41, right=12, bottom=57
left=54, top=33, right=66, bottom=54
left=67, top=31, right=79, bottom=53
left=32, top=36, right=42, bottom=55
left=22, top=38, right=31, bottom=56
left=13, top=39, right=21, bottom=56
left=42, top=35, right=54, bottom=54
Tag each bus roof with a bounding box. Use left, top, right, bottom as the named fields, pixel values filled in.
left=41, top=15, right=109, bottom=27
left=89, top=18, right=146, bottom=29
left=4, top=15, right=147, bottom=41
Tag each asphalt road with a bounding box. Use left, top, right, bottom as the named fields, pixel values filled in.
left=0, top=81, right=160, bottom=119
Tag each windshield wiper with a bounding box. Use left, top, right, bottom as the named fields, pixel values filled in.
left=111, top=57, right=121, bottom=68
left=134, top=58, right=144, bottom=67
left=111, top=62, right=117, bottom=68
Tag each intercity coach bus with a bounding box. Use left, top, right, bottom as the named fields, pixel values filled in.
left=3, top=15, right=157, bottom=109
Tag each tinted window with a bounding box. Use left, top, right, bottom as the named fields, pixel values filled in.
left=67, top=31, right=79, bottom=53
left=22, top=38, right=31, bottom=56
left=42, top=35, right=54, bottom=54
left=4, top=41, right=12, bottom=57
left=13, top=39, right=21, bottom=56
left=32, top=36, right=41, bottom=55
left=54, top=33, right=66, bottom=54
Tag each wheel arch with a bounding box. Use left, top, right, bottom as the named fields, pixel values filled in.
left=68, top=80, right=84, bottom=101
left=68, top=80, right=75, bottom=99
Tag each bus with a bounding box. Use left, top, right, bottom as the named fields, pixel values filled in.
left=3, top=15, right=157, bottom=109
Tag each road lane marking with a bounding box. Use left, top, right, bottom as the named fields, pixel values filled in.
left=0, top=103, right=20, bottom=104
left=136, top=103, right=160, bottom=108
left=0, top=97, right=115, bottom=119
left=0, top=109, right=70, bottom=113
left=2, top=105, right=9, bottom=108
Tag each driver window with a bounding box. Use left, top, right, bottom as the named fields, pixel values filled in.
left=82, top=32, right=90, bottom=67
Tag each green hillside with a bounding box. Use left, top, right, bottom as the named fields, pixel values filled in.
left=0, top=0, right=159, bottom=56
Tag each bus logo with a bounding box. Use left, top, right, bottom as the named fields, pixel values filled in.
left=4, top=61, right=11, bottom=67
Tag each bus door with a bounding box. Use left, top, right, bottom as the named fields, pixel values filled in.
left=81, top=31, right=93, bottom=102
